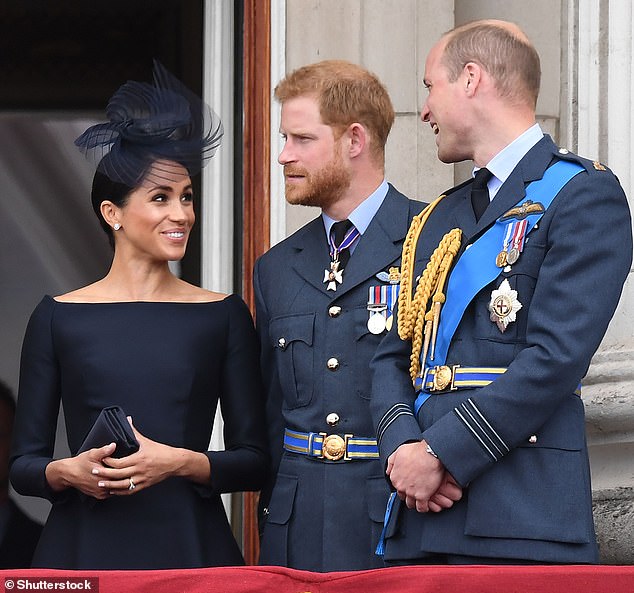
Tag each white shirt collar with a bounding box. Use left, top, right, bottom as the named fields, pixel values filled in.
left=473, top=123, right=544, bottom=200
left=322, top=179, right=389, bottom=237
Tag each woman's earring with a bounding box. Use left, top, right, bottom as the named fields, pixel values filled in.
left=113, top=223, right=121, bottom=231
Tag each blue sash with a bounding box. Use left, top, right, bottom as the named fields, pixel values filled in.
left=378, top=160, right=585, bottom=558
left=428, top=161, right=584, bottom=374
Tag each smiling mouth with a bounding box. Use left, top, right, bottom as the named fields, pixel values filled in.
left=431, top=123, right=439, bottom=135
left=163, top=231, right=186, bottom=239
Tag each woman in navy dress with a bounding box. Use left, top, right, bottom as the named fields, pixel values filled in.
left=9, top=62, right=267, bottom=569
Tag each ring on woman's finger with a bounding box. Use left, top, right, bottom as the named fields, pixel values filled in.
left=128, top=477, right=136, bottom=491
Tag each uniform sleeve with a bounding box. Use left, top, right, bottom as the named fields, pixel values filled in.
left=424, top=168, right=633, bottom=486
left=370, top=300, right=425, bottom=468
left=9, top=297, right=63, bottom=501
left=252, top=257, right=286, bottom=514
left=206, top=295, right=268, bottom=494
left=369, top=199, right=432, bottom=470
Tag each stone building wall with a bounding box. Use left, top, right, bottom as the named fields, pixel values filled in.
left=280, top=0, right=634, bottom=563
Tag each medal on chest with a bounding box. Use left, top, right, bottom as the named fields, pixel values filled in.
left=367, top=307, right=387, bottom=334
left=488, top=278, right=522, bottom=333
left=367, top=283, right=400, bottom=334
left=496, top=219, right=528, bottom=269
left=324, top=261, right=344, bottom=291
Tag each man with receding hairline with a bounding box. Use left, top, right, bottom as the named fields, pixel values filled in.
left=370, top=20, right=632, bottom=565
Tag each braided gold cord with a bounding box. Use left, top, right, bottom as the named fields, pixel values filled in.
left=408, top=229, right=462, bottom=380
left=398, top=197, right=442, bottom=340
left=396, top=194, right=463, bottom=383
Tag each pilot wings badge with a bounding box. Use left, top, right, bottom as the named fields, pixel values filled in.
left=488, top=279, right=522, bottom=333
left=500, top=200, right=545, bottom=221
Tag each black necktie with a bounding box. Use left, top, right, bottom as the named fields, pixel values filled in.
left=331, top=219, right=354, bottom=271
left=471, top=167, right=492, bottom=221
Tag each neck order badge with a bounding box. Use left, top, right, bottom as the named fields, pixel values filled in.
left=324, top=220, right=360, bottom=291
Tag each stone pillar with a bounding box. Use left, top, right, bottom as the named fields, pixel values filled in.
left=565, top=0, right=634, bottom=564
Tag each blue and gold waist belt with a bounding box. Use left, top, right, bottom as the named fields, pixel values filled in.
left=283, top=428, right=379, bottom=462
left=413, top=365, right=581, bottom=415
left=414, top=365, right=507, bottom=414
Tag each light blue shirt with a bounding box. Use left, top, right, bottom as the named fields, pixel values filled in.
left=475, top=123, right=544, bottom=201
left=322, top=179, right=389, bottom=253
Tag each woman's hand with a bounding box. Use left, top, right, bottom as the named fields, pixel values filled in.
left=92, top=418, right=211, bottom=496
left=45, top=442, right=117, bottom=500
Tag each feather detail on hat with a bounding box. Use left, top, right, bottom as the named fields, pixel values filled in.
left=75, top=60, right=223, bottom=186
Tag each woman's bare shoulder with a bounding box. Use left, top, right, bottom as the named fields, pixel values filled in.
left=175, top=282, right=228, bottom=303
left=53, top=283, right=108, bottom=303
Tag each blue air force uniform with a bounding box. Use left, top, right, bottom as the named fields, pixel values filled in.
left=370, top=134, right=632, bottom=563
left=255, top=183, right=423, bottom=571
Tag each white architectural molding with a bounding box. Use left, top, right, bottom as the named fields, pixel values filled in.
left=270, top=0, right=287, bottom=246
left=576, top=0, right=602, bottom=159
left=574, top=0, right=634, bottom=195
left=558, top=0, right=634, bottom=564
left=202, top=0, right=235, bottom=293
left=606, top=0, right=633, bottom=194
left=201, top=0, right=235, bottom=512
left=560, top=0, right=578, bottom=150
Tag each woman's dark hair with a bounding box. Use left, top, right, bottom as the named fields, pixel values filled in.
left=78, top=61, right=222, bottom=248
left=91, top=168, right=134, bottom=248
left=91, top=155, right=194, bottom=247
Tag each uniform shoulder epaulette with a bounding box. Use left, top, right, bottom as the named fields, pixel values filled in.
left=555, top=147, right=610, bottom=174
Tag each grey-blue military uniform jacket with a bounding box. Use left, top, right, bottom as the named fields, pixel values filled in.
left=254, top=185, right=424, bottom=572
left=370, top=136, right=633, bottom=564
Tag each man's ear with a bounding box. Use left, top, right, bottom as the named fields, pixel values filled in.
left=463, top=62, right=482, bottom=96
left=346, top=122, right=367, bottom=158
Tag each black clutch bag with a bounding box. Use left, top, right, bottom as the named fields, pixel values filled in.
left=77, top=406, right=140, bottom=458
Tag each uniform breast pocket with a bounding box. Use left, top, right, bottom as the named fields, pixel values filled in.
left=475, top=241, right=546, bottom=342
left=269, top=313, right=315, bottom=409
left=503, top=241, right=545, bottom=297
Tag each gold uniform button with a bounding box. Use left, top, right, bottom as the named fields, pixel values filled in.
left=277, top=337, right=287, bottom=350
left=326, top=413, right=340, bottom=426
left=328, top=305, right=342, bottom=317
left=327, top=357, right=339, bottom=370
left=528, top=435, right=538, bottom=444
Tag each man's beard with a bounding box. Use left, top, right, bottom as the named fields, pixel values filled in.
left=284, top=148, right=351, bottom=210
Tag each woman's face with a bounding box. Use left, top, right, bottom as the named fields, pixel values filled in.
left=112, top=161, right=195, bottom=262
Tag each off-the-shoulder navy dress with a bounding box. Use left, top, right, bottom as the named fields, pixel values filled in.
left=10, top=294, right=267, bottom=569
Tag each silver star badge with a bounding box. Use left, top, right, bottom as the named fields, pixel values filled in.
left=488, top=279, right=522, bottom=333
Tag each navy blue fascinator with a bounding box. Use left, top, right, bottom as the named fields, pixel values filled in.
left=75, top=60, right=223, bottom=186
